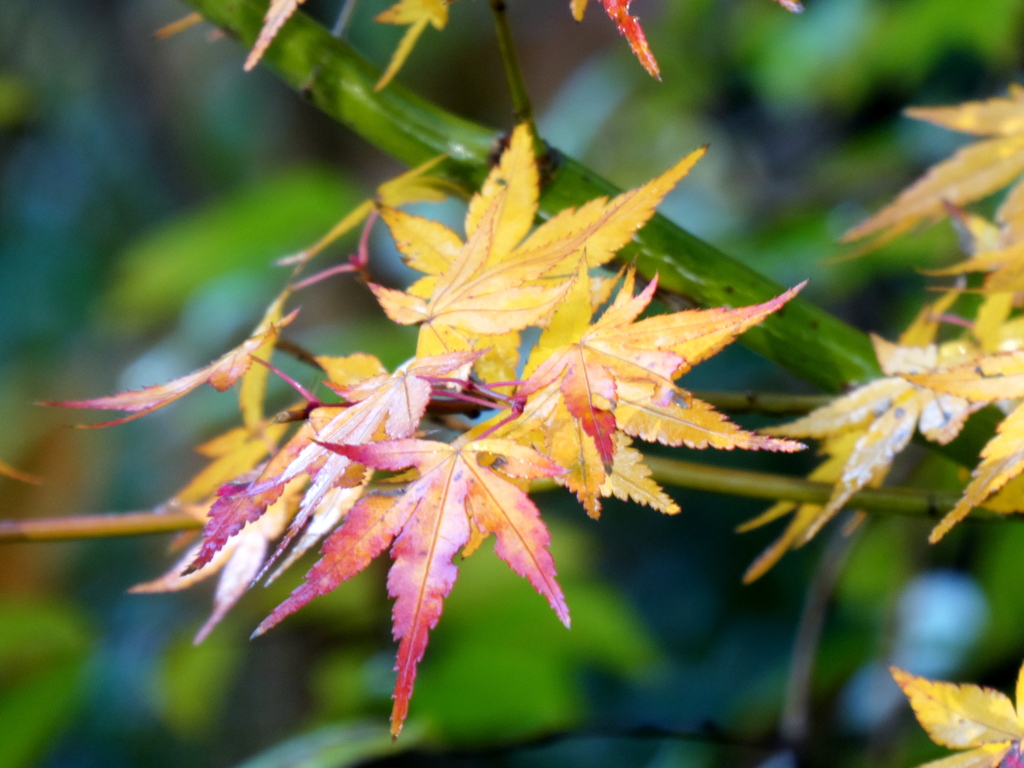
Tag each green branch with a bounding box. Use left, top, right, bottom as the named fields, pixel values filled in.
left=176, top=0, right=997, bottom=467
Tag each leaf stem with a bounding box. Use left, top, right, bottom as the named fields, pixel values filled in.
left=488, top=0, right=534, bottom=130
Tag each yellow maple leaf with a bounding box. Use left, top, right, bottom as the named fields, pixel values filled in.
left=905, top=349, right=1024, bottom=541
left=750, top=309, right=981, bottom=571
left=374, top=124, right=706, bottom=382
left=845, top=85, right=1024, bottom=247
left=892, top=663, right=1024, bottom=768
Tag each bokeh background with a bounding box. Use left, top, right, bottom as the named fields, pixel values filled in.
left=2, top=0, right=1024, bottom=765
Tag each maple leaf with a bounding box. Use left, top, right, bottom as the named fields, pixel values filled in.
left=131, top=481, right=300, bottom=643
left=892, top=663, right=1024, bottom=768
left=492, top=263, right=803, bottom=515
left=44, top=310, right=297, bottom=427
left=189, top=351, right=477, bottom=573
left=376, top=124, right=707, bottom=381
left=374, top=0, right=448, bottom=91
left=129, top=420, right=300, bottom=641
left=253, top=437, right=567, bottom=737
left=905, top=349, right=1024, bottom=542
left=844, top=85, right=1024, bottom=246
left=570, top=0, right=801, bottom=80
left=371, top=198, right=571, bottom=368
left=924, top=208, right=1024, bottom=319
left=750, top=317, right=980, bottom=572
left=522, top=265, right=804, bottom=456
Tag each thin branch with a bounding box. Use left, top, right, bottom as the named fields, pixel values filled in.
left=689, top=390, right=831, bottom=416
left=641, top=456, right=1005, bottom=522
left=488, top=0, right=534, bottom=129
left=2, top=457, right=1013, bottom=544
left=331, top=0, right=358, bottom=38
left=0, top=510, right=201, bottom=542
left=781, top=521, right=857, bottom=749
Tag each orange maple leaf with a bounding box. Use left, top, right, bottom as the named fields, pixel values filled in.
left=892, top=663, right=1024, bottom=768
left=499, top=263, right=804, bottom=515
left=570, top=0, right=801, bottom=80
left=254, top=437, right=567, bottom=737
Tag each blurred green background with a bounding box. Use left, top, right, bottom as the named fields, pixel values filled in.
left=1, top=0, right=1023, bottom=766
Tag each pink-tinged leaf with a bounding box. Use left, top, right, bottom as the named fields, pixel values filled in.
left=244, top=0, right=304, bottom=72
left=387, top=473, right=471, bottom=737
left=254, top=495, right=403, bottom=636
left=600, top=0, right=660, bottom=79
left=464, top=439, right=569, bottom=626
left=191, top=482, right=288, bottom=574
left=263, top=484, right=368, bottom=585
left=319, top=437, right=567, bottom=736
left=186, top=422, right=315, bottom=572
left=188, top=352, right=477, bottom=575
left=134, top=499, right=292, bottom=643
left=194, top=499, right=293, bottom=643
left=45, top=311, right=296, bottom=427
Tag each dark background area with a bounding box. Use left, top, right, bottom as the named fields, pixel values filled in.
left=1, top=0, right=1024, bottom=765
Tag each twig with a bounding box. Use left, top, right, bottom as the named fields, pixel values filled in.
left=781, top=521, right=858, bottom=749
left=332, top=0, right=358, bottom=38
left=489, top=0, right=534, bottom=129
left=0, top=510, right=201, bottom=542
left=689, top=390, right=831, bottom=416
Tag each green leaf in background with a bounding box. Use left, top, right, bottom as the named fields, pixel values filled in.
left=150, top=623, right=245, bottom=738
left=0, top=72, right=33, bottom=129
left=233, top=722, right=415, bottom=768
left=107, top=169, right=363, bottom=331
left=0, top=601, right=93, bottom=768
left=410, top=518, right=660, bottom=741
